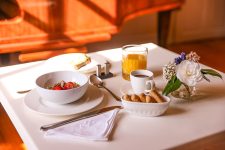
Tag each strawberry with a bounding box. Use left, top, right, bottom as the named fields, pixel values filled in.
left=63, top=82, right=75, bottom=90
left=52, top=85, right=63, bottom=90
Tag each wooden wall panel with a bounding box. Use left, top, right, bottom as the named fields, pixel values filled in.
left=169, top=0, right=225, bottom=43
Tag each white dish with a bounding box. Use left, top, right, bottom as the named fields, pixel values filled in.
left=121, top=96, right=171, bottom=117
left=24, top=85, right=104, bottom=116
left=120, top=82, right=159, bottom=95
left=36, top=71, right=88, bottom=104
left=44, top=53, right=107, bottom=73
left=120, top=82, right=170, bottom=117
left=120, top=82, right=134, bottom=95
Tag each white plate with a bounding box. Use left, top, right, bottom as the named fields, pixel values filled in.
left=44, top=53, right=107, bottom=73
left=120, top=82, right=160, bottom=95
left=120, top=82, right=134, bottom=95
left=24, top=85, right=104, bottom=116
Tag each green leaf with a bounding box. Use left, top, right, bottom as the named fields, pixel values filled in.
left=202, top=74, right=210, bottom=82
left=201, top=69, right=222, bottom=79
left=162, top=76, right=182, bottom=96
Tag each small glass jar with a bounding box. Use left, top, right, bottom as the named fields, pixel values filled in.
left=122, top=45, right=148, bottom=80
left=171, top=85, right=197, bottom=100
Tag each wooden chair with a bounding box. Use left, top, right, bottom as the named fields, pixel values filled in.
left=0, top=0, right=184, bottom=63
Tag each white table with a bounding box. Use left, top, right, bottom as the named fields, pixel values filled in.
left=1, top=43, right=225, bottom=150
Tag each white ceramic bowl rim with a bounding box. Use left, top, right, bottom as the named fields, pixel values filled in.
left=121, top=95, right=171, bottom=117
left=121, top=95, right=171, bottom=105
left=36, top=71, right=88, bottom=91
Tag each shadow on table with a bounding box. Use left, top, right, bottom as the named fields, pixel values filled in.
left=165, top=106, right=186, bottom=116
left=108, top=112, right=125, bottom=141
left=149, top=67, right=162, bottom=78
left=170, top=83, right=225, bottom=105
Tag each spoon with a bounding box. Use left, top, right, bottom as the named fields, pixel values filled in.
left=17, top=89, right=31, bottom=94
left=89, top=75, right=121, bottom=101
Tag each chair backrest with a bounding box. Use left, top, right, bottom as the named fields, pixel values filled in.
left=0, top=0, right=184, bottom=62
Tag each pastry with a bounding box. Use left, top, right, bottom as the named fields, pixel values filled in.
left=70, top=54, right=91, bottom=69
left=150, top=90, right=165, bottom=103
left=146, top=95, right=157, bottom=103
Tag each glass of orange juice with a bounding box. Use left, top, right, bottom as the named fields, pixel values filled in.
left=122, top=45, right=148, bottom=80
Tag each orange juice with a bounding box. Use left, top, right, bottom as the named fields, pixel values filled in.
left=122, top=53, right=147, bottom=80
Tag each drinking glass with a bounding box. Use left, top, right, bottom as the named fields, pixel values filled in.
left=122, top=45, right=148, bottom=80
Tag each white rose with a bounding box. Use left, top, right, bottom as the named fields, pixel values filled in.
left=176, top=60, right=202, bottom=86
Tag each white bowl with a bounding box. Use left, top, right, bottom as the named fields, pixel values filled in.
left=36, top=71, right=88, bottom=104
left=121, top=96, right=171, bottom=117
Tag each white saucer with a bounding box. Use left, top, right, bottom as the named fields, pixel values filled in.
left=120, top=82, right=160, bottom=95
left=24, top=85, right=104, bottom=116
left=120, top=82, right=134, bottom=95
left=44, top=53, right=107, bottom=73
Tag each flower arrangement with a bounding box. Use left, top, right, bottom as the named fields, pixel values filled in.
left=162, top=51, right=222, bottom=97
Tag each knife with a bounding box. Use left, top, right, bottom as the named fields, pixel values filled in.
left=40, top=105, right=123, bottom=131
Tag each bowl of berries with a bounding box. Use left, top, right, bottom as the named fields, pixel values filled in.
left=35, top=71, right=88, bottom=104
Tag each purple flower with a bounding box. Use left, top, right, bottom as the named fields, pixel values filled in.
left=175, top=57, right=182, bottom=65
left=174, top=52, right=186, bottom=65
left=180, top=52, right=186, bottom=60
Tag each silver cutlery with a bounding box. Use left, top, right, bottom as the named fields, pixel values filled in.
left=40, top=105, right=123, bottom=131
left=89, top=74, right=121, bottom=101
left=17, top=89, right=31, bottom=94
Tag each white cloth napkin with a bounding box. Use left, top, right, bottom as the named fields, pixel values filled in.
left=44, top=109, right=120, bottom=141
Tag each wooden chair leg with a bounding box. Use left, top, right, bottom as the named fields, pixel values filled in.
left=157, top=10, right=172, bottom=48
left=0, top=104, right=26, bottom=150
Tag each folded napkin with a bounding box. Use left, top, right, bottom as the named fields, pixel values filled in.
left=44, top=109, right=120, bottom=141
